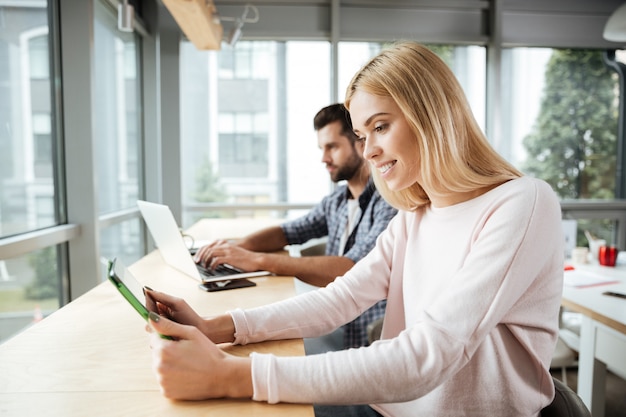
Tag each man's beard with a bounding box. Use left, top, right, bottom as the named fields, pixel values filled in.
left=330, top=151, right=363, bottom=183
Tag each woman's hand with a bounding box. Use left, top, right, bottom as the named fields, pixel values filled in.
left=147, top=312, right=253, bottom=400
left=144, top=288, right=236, bottom=344
left=144, top=288, right=204, bottom=329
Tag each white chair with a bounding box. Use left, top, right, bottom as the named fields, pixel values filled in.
left=367, top=317, right=384, bottom=345
left=550, top=307, right=579, bottom=385
left=293, top=238, right=328, bottom=296
left=551, top=335, right=577, bottom=385
left=299, top=238, right=327, bottom=257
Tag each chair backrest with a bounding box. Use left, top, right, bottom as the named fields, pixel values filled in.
left=367, top=317, right=384, bottom=344
left=299, top=240, right=327, bottom=257
left=541, top=377, right=591, bottom=417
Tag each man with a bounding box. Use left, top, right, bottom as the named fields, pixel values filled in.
left=194, top=103, right=397, bottom=349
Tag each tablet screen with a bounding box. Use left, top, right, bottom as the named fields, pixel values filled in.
left=107, top=258, right=149, bottom=320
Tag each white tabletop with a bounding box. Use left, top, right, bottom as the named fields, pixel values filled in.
left=562, top=261, right=626, bottom=334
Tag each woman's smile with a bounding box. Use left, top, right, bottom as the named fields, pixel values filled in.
left=377, top=160, right=396, bottom=175
left=350, top=91, right=419, bottom=191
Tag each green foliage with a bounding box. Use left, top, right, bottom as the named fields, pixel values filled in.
left=24, top=246, right=58, bottom=300
left=428, top=45, right=454, bottom=67
left=0, top=288, right=57, bottom=312
left=192, top=156, right=230, bottom=219
left=522, top=49, right=619, bottom=199
left=193, top=156, right=228, bottom=203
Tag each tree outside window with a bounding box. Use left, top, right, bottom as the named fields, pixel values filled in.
left=521, top=49, right=620, bottom=245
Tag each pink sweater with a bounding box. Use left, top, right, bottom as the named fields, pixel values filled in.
left=230, top=177, right=563, bottom=416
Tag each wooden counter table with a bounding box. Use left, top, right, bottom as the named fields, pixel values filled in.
left=0, top=218, right=313, bottom=417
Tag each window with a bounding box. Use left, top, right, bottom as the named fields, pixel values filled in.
left=32, top=113, right=52, bottom=178
left=218, top=113, right=268, bottom=178
left=338, top=42, right=486, bottom=131
left=180, top=41, right=332, bottom=226
left=94, top=2, right=142, bottom=215
left=180, top=41, right=486, bottom=226
left=0, top=3, right=64, bottom=343
left=99, top=220, right=143, bottom=268
left=93, top=1, right=144, bottom=266
left=1, top=20, right=55, bottom=236
left=502, top=48, right=621, bottom=246
left=0, top=246, right=62, bottom=342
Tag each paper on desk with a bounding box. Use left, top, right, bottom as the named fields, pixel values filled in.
left=564, top=269, right=620, bottom=288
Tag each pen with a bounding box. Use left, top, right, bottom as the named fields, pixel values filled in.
left=602, top=291, right=626, bottom=299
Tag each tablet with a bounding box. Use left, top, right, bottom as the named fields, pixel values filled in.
left=107, top=258, right=173, bottom=339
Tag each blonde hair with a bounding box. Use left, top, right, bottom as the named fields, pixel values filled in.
left=345, top=42, right=522, bottom=211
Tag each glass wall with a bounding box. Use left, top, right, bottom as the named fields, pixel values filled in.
left=99, top=220, right=142, bottom=268
left=0, top=5, right=55, bottom=237
left=0, top=0, right=147, bottom=343
left=502, top=48, right=621, bottom=247
left=179, top=41, right=486, bottom=226
left=0, top=2, right=62, bottom=342
left=179, top=38, right=625, bottom=250
left=338, top=43, right=486, bottom=130
left=0, top=246, right=61, bottom=341
left=94, top=1, right=144, bottom=267
left=180, top=40, right=332, bottom=226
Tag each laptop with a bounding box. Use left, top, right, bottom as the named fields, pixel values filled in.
left=136, top=200, right=271, bottom=284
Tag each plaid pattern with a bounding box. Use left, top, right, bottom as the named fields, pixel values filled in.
left=282, top=178, right=397, bottom=348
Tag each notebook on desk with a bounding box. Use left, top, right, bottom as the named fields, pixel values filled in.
left=136, top=200, right=271, bottom=284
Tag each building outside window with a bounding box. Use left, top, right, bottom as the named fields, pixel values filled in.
left=0, top=3, right=61, bottom=342
left=179, top=41, right=486, bottom=226
left=180, top=40, right=332, bottom=225
left=94, top=0, right=144, bottom=266
left=180, top=40, right=624, bottom=249
left=0, top=0, right=148, bottom=343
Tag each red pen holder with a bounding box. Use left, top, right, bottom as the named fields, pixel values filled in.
left=598, top=245, right=618, bottom=267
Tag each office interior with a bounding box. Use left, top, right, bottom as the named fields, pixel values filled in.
left=1, top=0, right=626, bottom=410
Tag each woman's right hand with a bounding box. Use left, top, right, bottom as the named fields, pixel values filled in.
left=144, top=288, right=236, bottom=344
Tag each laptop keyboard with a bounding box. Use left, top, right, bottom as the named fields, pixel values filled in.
left=196, top=263, right=244, bottom=277
left=189, top=248, right=246, bottom=277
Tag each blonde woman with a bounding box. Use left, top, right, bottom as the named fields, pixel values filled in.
left=145, top=42, right=563, bottom=417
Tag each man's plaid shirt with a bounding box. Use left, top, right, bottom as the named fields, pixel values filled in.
left=281, top=178, right=397, bottom=348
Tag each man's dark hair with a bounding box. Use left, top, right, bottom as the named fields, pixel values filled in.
left=313, top=103, right=358, bottom=143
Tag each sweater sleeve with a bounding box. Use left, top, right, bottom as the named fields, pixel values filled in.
left=242, top=179, right=563, bottom=406
left=229, top=215, right=397, bottom=345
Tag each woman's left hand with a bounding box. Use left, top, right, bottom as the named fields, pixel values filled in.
left=147, top=312, right=252, bottom=400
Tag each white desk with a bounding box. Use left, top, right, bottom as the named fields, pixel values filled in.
left=562, top=263, right=626, bottom=417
